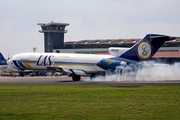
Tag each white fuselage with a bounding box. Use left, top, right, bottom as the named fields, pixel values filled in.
left=7, top=52, right=116, bottom=75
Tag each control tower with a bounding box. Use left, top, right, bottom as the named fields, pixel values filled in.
left=37, top=22, right=69, bottom=52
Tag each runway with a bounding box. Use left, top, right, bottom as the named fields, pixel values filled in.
left=0, top=76, right=180, bottom=87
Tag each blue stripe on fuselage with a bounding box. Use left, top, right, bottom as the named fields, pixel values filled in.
left=13, top=60, right=96, bottom=68
left=54, top=62, right=95, bottom=66
left=17, top=61, right=29, bottom=70
left=13, top=60, right=22, bottom=69
left=13, top=60, right=30, bottom=70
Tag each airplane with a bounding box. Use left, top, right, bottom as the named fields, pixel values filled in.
left=0, top=52, right=17, bottom=73
left=7, top=34, right=178, bottom=81
left=0, top=52, right=45, bottom=76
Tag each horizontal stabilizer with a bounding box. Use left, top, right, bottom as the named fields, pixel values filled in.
left=149, top=35, right=180, bottom=41
left=0, top=53, right=8, bottom=65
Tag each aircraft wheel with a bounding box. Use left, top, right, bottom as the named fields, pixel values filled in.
left=19, top=72, right=24, bottom=77
left=72, top=75, right=81, bottom=81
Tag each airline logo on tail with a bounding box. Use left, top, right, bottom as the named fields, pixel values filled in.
left=136, top=40, right=154, bottom=60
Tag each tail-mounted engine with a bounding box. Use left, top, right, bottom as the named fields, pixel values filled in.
left=98, top=59, right=127, bottom=69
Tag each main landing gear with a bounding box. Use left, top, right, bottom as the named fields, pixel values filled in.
left=71, top=73, right=99, bottom=81
left=72, top=74, right=81, bottom=81
left=19, top=72, right=24, bottom=77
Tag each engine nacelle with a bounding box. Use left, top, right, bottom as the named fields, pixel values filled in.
left=99, top=59, right=127, bottom=69
left=109, top=47, right=130, bottom=56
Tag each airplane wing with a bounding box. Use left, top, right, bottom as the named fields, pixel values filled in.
left=0, top=65, right=8, bottom=69
left=0, top=65, right=12, bottom=72
left=47, top=66, right=87, bottom=75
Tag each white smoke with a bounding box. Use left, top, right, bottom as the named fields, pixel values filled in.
left=90, top=61, right=180, bottom=81
left=135, top=61, right=180, bottom=81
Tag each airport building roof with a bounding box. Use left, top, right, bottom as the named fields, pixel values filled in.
left=64, top=38, right=141, bottom=45
left=64, top=41, right=76, bottom=44
left=123, top=39, right=137, bottom=43
left=153, top=51, right=180, bottom=58
left=96, top=51, right=180, bottom=58
left=76, top=40, right=89, bottom=44
left=64, top=38, right=179, bottom=45
left=99, top=40, right=111, bottom=44
left=111, top=40, right=124, bottom=44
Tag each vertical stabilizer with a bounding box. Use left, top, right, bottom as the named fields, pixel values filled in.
left=0, top=53, right=8, bottom=65
left=119, top=34, right=175, bottom=61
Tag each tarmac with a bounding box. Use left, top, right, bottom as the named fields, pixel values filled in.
left=0, top=76, right=180, bottom=87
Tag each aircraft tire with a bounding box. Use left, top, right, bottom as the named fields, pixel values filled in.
left=72, top=75, right=81, bottom=81
left=19, top=72, right=24, bottom=77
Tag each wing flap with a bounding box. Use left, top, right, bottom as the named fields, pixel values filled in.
left=72, top=69, right=87, bottom=75
left=47, top=66, right=87, bottom=75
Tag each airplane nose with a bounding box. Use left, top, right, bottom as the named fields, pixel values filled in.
left=7, top=59, right=14, bottom=67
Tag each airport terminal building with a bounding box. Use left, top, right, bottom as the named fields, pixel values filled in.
left=38, top=22, right=180, bottom=64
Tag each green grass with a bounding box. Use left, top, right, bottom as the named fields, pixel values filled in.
left=0, top=86, right=180, bottom=119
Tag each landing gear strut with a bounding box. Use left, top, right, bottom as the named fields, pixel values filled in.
left=72, top=74, right=81, bottom=81
left=19, top=72, right=24, bottom=77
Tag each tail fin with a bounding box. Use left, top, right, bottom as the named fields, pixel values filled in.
left=0, top=53, right=8, bottom=65
left=119, top=34, right=176, bottom=61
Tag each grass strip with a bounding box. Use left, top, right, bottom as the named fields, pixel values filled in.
left=0, top=86, right=179, bottom=119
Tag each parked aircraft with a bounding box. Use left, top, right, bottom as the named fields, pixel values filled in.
left=7, top=34, right=178, bottom=81
left=0, top=53, right=17, bottom=73
left=0, top=52, right=45, bottom=76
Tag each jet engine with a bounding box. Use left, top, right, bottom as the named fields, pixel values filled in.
left=98, top=59, right=127, bottom=69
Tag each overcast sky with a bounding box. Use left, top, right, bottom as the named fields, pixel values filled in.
left=0, top=0, right=180, bottom=58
